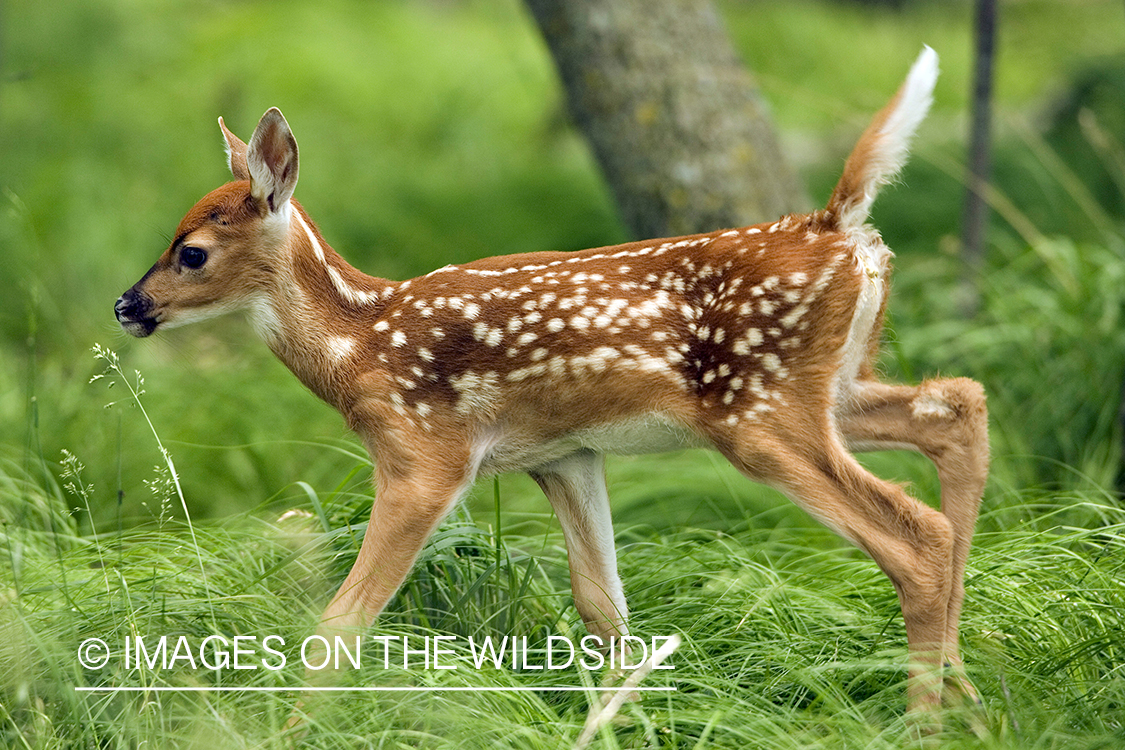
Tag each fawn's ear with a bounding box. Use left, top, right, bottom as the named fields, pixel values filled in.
left=245, top=108, right=299, bottom=214
left=219, top=116, right=251, bottom=181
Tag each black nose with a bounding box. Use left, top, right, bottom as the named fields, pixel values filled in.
left=115, top=289, right=158, bottom=337
left=115, top=289, right=145, bottom=320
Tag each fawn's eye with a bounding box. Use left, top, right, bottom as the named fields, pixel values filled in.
left=180, top=246, right=208, bottom=270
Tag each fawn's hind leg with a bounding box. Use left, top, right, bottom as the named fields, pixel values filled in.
left=714, top=421, right=956, bottom=712
left=837, top=378, right=988, bottom=702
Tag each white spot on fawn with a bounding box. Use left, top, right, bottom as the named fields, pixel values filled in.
left=760, top=352, right=788, bottom=379
left=449, top=371, right=501, bottom=415
left=325, top=336, right=355, bottom=363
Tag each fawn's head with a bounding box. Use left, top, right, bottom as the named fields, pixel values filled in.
left=115, top=108, right=300, bottom=337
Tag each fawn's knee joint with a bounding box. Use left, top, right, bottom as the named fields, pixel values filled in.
left=908, top=509, right=955, bottom=570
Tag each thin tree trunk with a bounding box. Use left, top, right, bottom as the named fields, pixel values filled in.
left=960, top=0, right=997, bottom=316
left=525, top=0, right=807, bottom=239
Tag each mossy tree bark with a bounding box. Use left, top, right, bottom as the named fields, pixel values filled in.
left=525, top=0, right=808, bottom=240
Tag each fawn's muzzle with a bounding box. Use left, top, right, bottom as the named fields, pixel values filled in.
left=115, top=289, right=158, bottom=337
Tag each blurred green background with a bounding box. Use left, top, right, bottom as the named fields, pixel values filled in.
left=2, top=0, right=1124, bottom=531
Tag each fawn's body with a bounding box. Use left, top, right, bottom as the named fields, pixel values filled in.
left=117, top=47, right=987, bottom=713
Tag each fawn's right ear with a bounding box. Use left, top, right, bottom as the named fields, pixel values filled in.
left=245, top=108, right=299, bottom=215
left=219, top=116, right=251, bottom=181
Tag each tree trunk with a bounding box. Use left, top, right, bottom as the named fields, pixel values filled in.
left=959, top=0, right=997, bottom=317
left=525, top=0, right=807, bottom=240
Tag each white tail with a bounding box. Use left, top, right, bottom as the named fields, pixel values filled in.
left=827, top=45, right=938, bottom=230
left=116, top=48, right=987, bottom=715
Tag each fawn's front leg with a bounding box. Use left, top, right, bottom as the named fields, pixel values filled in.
left=286, top=440, right=475, bottom=733
left=530, top=450, right=629, bottom=645
left=317, top=450, right=476, bottom=643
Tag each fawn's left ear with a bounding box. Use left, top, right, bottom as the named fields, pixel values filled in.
left=245, top=108, right=299, bottom=214
left=219, top=116, right=250, bottom=181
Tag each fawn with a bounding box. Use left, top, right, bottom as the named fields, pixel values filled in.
left=116, top=47, right=987, bottom=712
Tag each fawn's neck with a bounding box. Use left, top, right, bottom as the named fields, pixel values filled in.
left=253, top=205, right=392, bottom=411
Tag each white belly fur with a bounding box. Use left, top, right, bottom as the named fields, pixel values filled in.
left=473, top=413, right=707, bottom=476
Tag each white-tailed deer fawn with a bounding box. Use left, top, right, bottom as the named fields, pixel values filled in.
left=116, top=47, right=987, bottom=713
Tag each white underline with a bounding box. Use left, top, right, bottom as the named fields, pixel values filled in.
left=75, top=686, right=675, bottom=693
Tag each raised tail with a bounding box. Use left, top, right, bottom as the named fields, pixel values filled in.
left=826, top=47, right=938, bottom=231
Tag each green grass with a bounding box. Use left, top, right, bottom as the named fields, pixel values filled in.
left=2, top=444, right=1123, bottom=748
